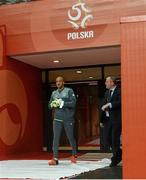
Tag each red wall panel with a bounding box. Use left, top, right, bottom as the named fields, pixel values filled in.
left=121, top=16, right=146, bottom=178
left=0, top=27, right=43, bottom=156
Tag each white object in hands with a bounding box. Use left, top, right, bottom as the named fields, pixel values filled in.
left=59, top=99, right=64, bottom=108
left=51, top=98, right=62, bottom=108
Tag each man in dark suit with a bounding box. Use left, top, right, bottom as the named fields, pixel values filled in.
left=100, top=76, right=122, bottom=167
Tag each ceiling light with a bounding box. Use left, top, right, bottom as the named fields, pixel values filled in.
left=53, top=60, right=60, bottom=63
left=76, top=70, right=82, bottom=74
left=89, top=76, right=94, bottom=79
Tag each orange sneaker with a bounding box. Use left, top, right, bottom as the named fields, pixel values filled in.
left=48, top=159, right=59, bottom=165
left=70, top=155, right=77, bottom=164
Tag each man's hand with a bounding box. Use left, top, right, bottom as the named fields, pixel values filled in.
left=101, top=103, right=111, bottom=111
left=100, top=123, right=104, bottom=128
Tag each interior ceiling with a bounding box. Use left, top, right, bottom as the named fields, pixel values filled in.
left=10, top=46, right=120, bottom=69
left=49, top=66, right=121, bottom=83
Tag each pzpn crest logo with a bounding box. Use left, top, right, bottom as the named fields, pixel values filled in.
left=68, top=2, right=93, bottom=29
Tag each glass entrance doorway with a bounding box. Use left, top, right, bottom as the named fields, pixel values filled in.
left=43, top=65, right=120, bottom=151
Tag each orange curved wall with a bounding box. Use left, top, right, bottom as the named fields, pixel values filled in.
left=0, top=0, right=146, bottom=55
left=121, top=16, right=146, bottom=178
left=0, top=27, right=43, bottom=156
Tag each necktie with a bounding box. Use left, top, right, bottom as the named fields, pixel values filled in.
left=107, top=90, right=112, bottom=102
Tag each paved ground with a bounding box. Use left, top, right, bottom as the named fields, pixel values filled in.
left=72, top=153, right=122, bottom=179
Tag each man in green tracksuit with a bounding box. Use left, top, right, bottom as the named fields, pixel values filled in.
left=48, top=76, right=77, bottom=165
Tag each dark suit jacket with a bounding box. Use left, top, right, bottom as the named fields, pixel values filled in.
left=101, top=86, right=121, bottom=124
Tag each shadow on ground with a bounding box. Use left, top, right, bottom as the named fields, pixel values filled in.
left=71, top=165, right=122, bottom=179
